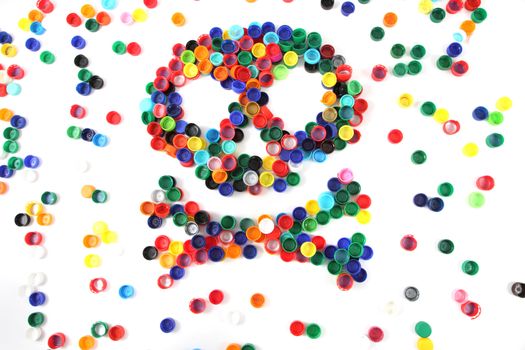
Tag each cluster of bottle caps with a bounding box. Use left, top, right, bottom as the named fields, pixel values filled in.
left=140, top=23, right=367, bottom=195
left=0, top=63, right=25, bottom=97
left=141, top=171, right=373, bottom=290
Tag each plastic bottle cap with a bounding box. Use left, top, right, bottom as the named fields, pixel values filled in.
left=172, top=12, right=186, bottom=26
left=370, top=27, right=385, bottom=41
left=368, top=326, right=384, bottom=342
left=290, top=321, right=305, bottom=336
left=306, top=323, right=322, bottom=339
left=462, top=142, right=479, bottom=157
left=453, top=289, right=468, bottom=303
left=209, top=289, right=224, bottom=304
left=189, top=298, right=207, bottom=313
left=462, top=260, right=479, bottom=275
left=26, top=327, right=43, bottom=341
left=108, top=325, right=126, bottom=341
left=84, top=254, right=101, bottom=268
left=398, top=93, right=414, bottom=108
left=250, top=293, right=265, bottom=308
left=78, top=335, right=96, bottom=349
left=388, top=129, right=403, bottom=143
left=401, top=235, right=417, bottom=251
left=411, top=150, right=427, bottom=164
left=48, top=333, right=66, bottom=349
left=438, top=182, right=454, bottom=197
left=415, top=321, right=432, bottom=338
left=405, top=286, right=420, bottom=301
left=160, top=317, right=176, bottom=333
left=40, top=51, right=55, bottom=64
left=417, top=337, right=434, bottom=350
left=383, top=12, right=398, bottom=27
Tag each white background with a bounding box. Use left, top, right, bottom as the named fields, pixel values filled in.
left=1, top=0, right=525, bottom=349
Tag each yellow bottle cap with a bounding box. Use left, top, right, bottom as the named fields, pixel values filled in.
left=101, top=230, right=118, bottom=244
left=169, top=241, right=184, bottom=255
left=18, top=18, right=31, bottom=32
left=433, top=108, right=449, bottom=123
left=84, top=254, right=102, bottom=268
left=398, top=93, right=414, bottom=108
left=222, top=30, right=231, bottom=40
left=322, top=72, right=337, bottom=88
left=25, top=202, right=44, bottom=216
left=462, top=142, right=479, bottom=157
left=251, top=43, right=266, bottom=58
left=259, top=171, right=275, bottom=187
left=262, top=156, right=276, bottom=171
left=356, top=210, right=371, bottom=224
left=0, top=108, right=14, bottom=121
left=300, top=242, right=317, bottom=258
left=1, top=44, right=18, bottom=57
left=183, top=63, right=199, bottom=79
left=245, top=101, right=260, bottom=116
left=80, top=4, right=96, bottom=18
left=338, top=125, right=354, bottom=141
left=283, top=51, right=298, bottom=68
left=159, top=253, right=175, bottom=268
left=132, top=8, right=148, bottom=22
left=93, top=221, right=108, bottom=235
left=305, top=200, right=320, bottom=215
left=417, top=337, right=434, bottom=350
left=496, top=96, right=512, bottom=111
left=81, top=185, right=96, bottom=198
left=187, top=136, right=204, bottom=151
left=418, top=0, right=433, bottom=14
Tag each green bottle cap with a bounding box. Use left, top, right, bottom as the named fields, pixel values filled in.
left=351, top=232, right=366, bottom=245
left=430, top=8, right=446, bottom=23
left=487, top=111, right=504, bottom=125
left=410, top=44, right=426, bottom=60
left=468, top=192, right=485, bottom=208
left=486, top=133, right=504, bottom=148
left=462, top=260, right=479, bottom=275
left=173, top=212, right=188, bottom=226
left=211, top=37, right=223, bottom=51
left=92, top=190, right=108, bottom=203
left=471, top=8, right=487, bottom=23
left=335, top=189, right=350, bottom=204
left=292, top=42, right=307, bottom=55
left=327, top=260, right=342, bottom=275
left=289, top=221, right=302, bottom=234
left=390, top=43, right=406, bottom=59
left=305, top=122, right=317, bottom=135
left=438, top=182, right=454, bottom=197
left=239, top=218, right=255, bottom=231
left=3, top=140, right=19, bottom=153
left=112, top=41, right=127, bottom=55
left=329, top=205, right=344, bottom=219
left=282, top=237, right=297, bottom=252
left=220, top=215, right=236, bottom=230
left=3, top=127, right=20, bottom=140
left=28, top=312, right=45, bottom=327
left=260, top=129, right=271, bottom=142
left=334, top=137, right=347, bottom=150
left=238, top=154, right=250, bottom=168
left=145, top=82, right=154, bottom=94
left=347, top=80, right=363, bottom=96
left=78, top=68, right=93, bottom=82
left=415, top=321, right=432, bottom=338
left=67, top=126, right=82, bottom=139
left=238, top=51, right=252, bottom=66
left=91, top=321, right=109, bottom=338
left=407, top=60, right=422, bottom=75
left=8, top=156, right=24, bottom=170
left=316, top=211, right=330, bottom=225
left=279, top=40, right=293, bottom=53
left=160, top=116, right=176, bottom=131
left=302, top=217, right=318, bottom=232
left=347, top=181, right=361, bottom=195
left=319, top=59, right=333, bottom=74
left=286, top=172, right=300, bottom=186
left=306, top=323, right=322, bottom=339
left=228, top=102, right=242, bottom=113
left=241, top=344, right=256, bottom=350
left=40, top=51, right=55, bottom=64
left=269, top=126, right=283, bottom=140
left=41, top=191, right=58, bottom=205
left=85, top=18, right=100, bottom=32
left=141, top=112, right=155, bottom=125
left=411, top=150, right=427, bottom=164
left=166, top=187, right=181, bottom=201
left=358, top=0, right=370, bottom=3
left=208, top=143, right=222, bottom=156
left=348, top=242, right=364, bottom=258
left=393, top=63, right=407, bottom=77
left=420, top=101, right=436, bottom=116
left=370, top=27, right=385, bottom=41
left=231, top=167, right=244, bottom=180
left=344, top=202, right=360, bottom=216
left=307, top=32, right=322, bottom=49
left=158, top=175, right=176, bottom=190
left=436, top=55, right=453, bottom=70
left=310, top=251, right=325, bottom=266
left=181, top=50, right=195, bottom=64
left=292, top=28, right=306, bottom=43
left=438, top=239, right=454, bottom=254
left=334, top=249, right=350, bottom=265
left=195, top=165, right=211, bottom=180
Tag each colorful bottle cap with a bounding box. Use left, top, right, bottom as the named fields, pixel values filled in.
left=189, top=298, right=207, bottom=314
left=430, top=7, right=446, bottom=22
left=108, top=325, right=125, bottom=341
left=119, top=285, right=135, bottom=298
left=401, top=235, right=417, bottom=251
left=471, top=7, right=487, bottom=23
left=398, top=93, right=414, bottom=108
left=415, top=321, right=432, bottom=338
left=417, top=337, right=434, bottom=350
left=462, top=142, right=478, bottom=157
left=29, top=291, right=46, bottom=306
left=368, top=326, right=384, bottom=342
left=250, top=293, right=265, bottom=308
left=290, top=320, right=305, bottom=336
left=160, top=317, right=176, bottom=333
left=453, top=289, right=468, bottom=303
left=391, top=43, right=406, bottom=59
left=410, top=45, right=426, bottom=60
left=511, top=283, right=525, bottom=298
left=487, top=133, right=504, bottom=148
left=370, top=27, right=385, bottom=41
left=438, top=239, right=454, bottom=254
left=496, top=96, right=512, bottom=111
left=341, top=2, right=356, bottom=16
left=447, top=42, right=462, bottom=57
left=336, top=273, right=354, bottom=291
left=40, top=51, right=55, bottom=64
left=306, top=323, right=322, bottom=339
left=411, top=150, right=427, bottom=164
left=48, top=333, right=66, bottom=349
left=438, top=182, right=454, bottom=197
left=476, top=175, right=495, bottom=191
left=405, top=286, right=420, bottom=301
left=209, top=289, right=224, bottom=304
left=461, top=301, right=481, bottom=319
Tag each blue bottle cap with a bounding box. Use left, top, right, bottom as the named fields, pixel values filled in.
left=170, top=204, right=184, bottom=215
left=24, top=155, right=40, bottom=169
left=119, top=285, right=135, bottom=299
left=229, top=25, right=244, bottom=40
left=261, top=22, right=276, bottom=34
left=167, top=92, right=183, bottom=105
left=170, top=266, right=185, bottom=280
left=296, top=233, right=311, bottom=245
left=413, top=193, right=428, bottom=207
left=101, top=0, right=118, bottom=10
left=324, top=245, right=337, bottom=259
left=92, top=134, right=109, bottom=147
left=147, top=215, right=163, bottom=229
left=318, top=192, right=335, bottom=210
left=352, top=268, right=367, bottom=282
left=234, top=231, right=248, bottom=245
left=175, top=120, right=188, bottom=134
left=279, top=149, right=291, bottom=162
left=341, top=1, right=356, bottom=16
left=248, top=24, right=262, bottom=39
left=346, top=259, right=361, bottom=274
left=304, top=49, right=321, bottom=65
left=472, top=106, right=489, bottom=121
left=313, top=149, right=327, bottom=163
left=246, top=88, right=261, bottom=102
left=151, top=91, right=167, bottom=104
left=427, top=197, right=444, bottom=212
left=446, top=42, right=463, bottom=58
left=273, top=178, right=287, bottom=193
left=337, top=237, right=351, bottom=249
left=0, top=31, right=13, bottom=44
left=232, top=80, right=246, bottom=94
left=218, top=182, right=234, bottom=197
left=243, top=244, right=257, bottom=259
left=229, top=111, right=245, bottom=125
left=140, top=98, right=154, bottom=112
left=191, top=235, right=206, bottom=249
left=0, top=165, right=15, bottom=178
left=71, top=35, right=86, bottom=49
left=220, top=77, right=233, bottom=90
left=30, top=22, right=46, bottom=35
left=167, top=104, right=182, bottom=118
left=25, top=38, right=41, bottom=51
left=160, top=317, right=176, bottom=333
left=294, top=130, right=308, bottom=144
left=289, top=149, right=304, bottom=164
left=210, top=52, right=224, bottom=66
left=76, top=82, right=92, bottom=96
left=327, top=177, right=342, bottom=192
left=263, top=32, right=280, bottom=45
left=208, top=246, right=225, bottom=262
left=221, top=40, right=237, bottom=54
left=194, top=150, right=210, bottom=165
left=11, top=115, right=27, bottom=129
left=292, top=207, right=307, bottom=221
left=361, top=246, right=374, bottom=260
left=209, top=27, right=223, bottom=38
left=277, top=25, right=293, bottom=41
left=176, top=148, right=192, bottom=163
left=29, top=291, right=46, bottom=306
left=206, top=221, right=222, bottom=236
